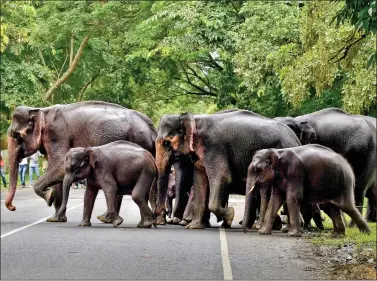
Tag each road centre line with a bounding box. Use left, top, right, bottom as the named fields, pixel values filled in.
left=1, top=203, right=83, bottom=239
left=219, top=227, right=233, bottom=280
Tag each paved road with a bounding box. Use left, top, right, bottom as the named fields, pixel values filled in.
left=1, top=188, right=322, bottom=280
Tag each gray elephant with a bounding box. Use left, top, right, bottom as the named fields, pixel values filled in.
left=58, top=141, right=156, bottom=228
left=274, top=108, right=376, bottom=224
left=6, top=101, right=157, bottom=223
left=244, top=144, right=371, bottom=237
left=355, top=114, right=376, bottom=222
left=154, top=110, right=301, bottom=229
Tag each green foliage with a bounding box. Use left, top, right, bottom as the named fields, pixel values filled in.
left=1, top=0, right=376, bottom=141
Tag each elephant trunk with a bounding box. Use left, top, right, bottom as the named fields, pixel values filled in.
left=242, top=176, right=259, bottom=233
left=58, top=173, right=75, bottom=216
left=5, top=135, right=22, bottom=211
left=155, top=140, right=172, bottom=219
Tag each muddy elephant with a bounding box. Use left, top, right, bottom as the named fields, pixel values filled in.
left=244, top=144, right=371, bottom=237
left=154, top=110, right=301, bottom=229
left=6, top=101, right=157, bottom=223
left=275, top=108, right=376, bottom=224
left=58, top=141, right=156, bottom=228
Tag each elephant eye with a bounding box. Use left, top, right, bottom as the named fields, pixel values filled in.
left=163, top=140, right=171, bottom=149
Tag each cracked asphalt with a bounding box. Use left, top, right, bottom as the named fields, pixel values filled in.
left=1, top=188, right=323, bottom=280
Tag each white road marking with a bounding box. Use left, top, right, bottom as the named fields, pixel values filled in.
left=219, top=227, right=233, bottom=280
left=1, top=203, right=83, bottom=239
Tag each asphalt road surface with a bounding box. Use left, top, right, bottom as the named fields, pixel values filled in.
left=1, top=188, right=323, bottom=280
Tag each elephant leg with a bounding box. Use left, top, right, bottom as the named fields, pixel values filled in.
left=325, top=203, right=345, bottom=237
left=46, top=183, right=67, bottom=222
left=312, top=204, right=324, bottom=230
left=336, top=193, right=371, bottom=234
left=79, top=184, right=99, bottom=227
left=366, top=183, right=377, bottom=222
left=182, top=186, right=194, bottom=222
left=301, top=203, right=313, bottom=230
left=255, top=185, right=270, bottom=229
left=97, top=195, right=123, bottom=223
left=133, top=174, right=156, bottom=228
left=285, top=185, right=302, bottom=237
left=349, top=178, right=367, bottom=227
left=33, top=161, right=65, bottom=206
left=101, top=182, right=123, bottom=227
left=185, top=168, right=208, bottom=229
left=259, top=188, right=284, bottom=235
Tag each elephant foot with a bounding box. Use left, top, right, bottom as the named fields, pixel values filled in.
left=112, top=216, right=124, bottom=227
left=331, top=231, right=345, bottom=238
left=255, top=222, right=262, bottom=230
left=45, top=188, right=56, bottom=207
left=155, top=214, right=166, bottom=225
left=137, top=217, right=155, bottom=228
left=46, top=214, right=67, bottom=222
left=171, top=217, right=181, bottom=224
left=224, top=207, right=235, bottom=227
left=97, top=215, right=113, bottom=223
left=185, top=220, right=205, bottom=229
left=79, top=220, right=91, bottom=226
left=182, top=217, right=192, bottom=223
left=359, top=226, right=371, bottom=234
left=258, top=227, right=272, bottom=235
left=221, top=220, right=231, bottom=228
left=288, top=229, right=302, bottom=237
left=281, top=224, right=290, bottom=233
left=179, top=220, right=188, bottom=226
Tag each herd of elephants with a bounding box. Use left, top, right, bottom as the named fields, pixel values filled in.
left=4, top=101, right=376, bottom=237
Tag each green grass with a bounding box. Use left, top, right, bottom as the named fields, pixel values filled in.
left=309, top=203, right=376, bottom=250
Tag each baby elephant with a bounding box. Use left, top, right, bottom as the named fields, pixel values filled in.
left=244, top=144, right=371, bottom=237
left=57, top=140, right=156, bottom=228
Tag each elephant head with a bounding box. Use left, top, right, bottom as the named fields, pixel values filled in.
left=299, top=121, right=317, bottom=145
left=5, top=107, right=45, bottom=211
left=154, top=113, right=197, bottom=223
left=242, top=149, right=281, bottom=233
left=57, top=147, right=95, bottom=218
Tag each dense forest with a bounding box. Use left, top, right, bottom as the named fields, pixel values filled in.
left=1, top=0, right=376, bottom=140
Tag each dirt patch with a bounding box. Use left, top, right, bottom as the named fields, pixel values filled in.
left=308, top=242, right=377, bottom=280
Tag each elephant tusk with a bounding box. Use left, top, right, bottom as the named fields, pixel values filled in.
left=248, top=185, right=255, bottom=194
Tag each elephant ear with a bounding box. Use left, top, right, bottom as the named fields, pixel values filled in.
left=299, top=121, right=317, bottom=144
left=28, top=109, right=45, bottom=147
left=179, top=112, right=196, bottom=153
left=84, top=147, right=97, bottom=169
left=267, top=149, right=281, bottom=171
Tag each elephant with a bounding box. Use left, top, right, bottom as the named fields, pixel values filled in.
left=6, top=101, right=157, bottom=223
left=166, top=166, right=176, bottom=223
left=274, top=108, right=376, bottom=225
left=154, top=109, right=301, bottom=229
left=354, top=115, right=377, bottom=222
left=58, top=141, right=156, bottom=228
left=243, top=144, right=371, bottom=237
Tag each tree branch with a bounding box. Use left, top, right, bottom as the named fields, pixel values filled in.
left=58, top=54, right=69, bottom=79
left=69, top=34, right=74, bottom=67
left=45, top=35, right=90, bottom=100
left=329, top=34, right=366, bottom=63
left=78, top=71, right=100, bottom=101
left=181, top=66, right=216, bottom=96
left=38, top=47, right=46, bottom=67
left=230, top=0, right=246, bottom=23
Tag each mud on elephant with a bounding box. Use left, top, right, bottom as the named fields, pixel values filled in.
left=154, top=110, right=301, bottom=229
left=6, top=101, right=156, bottom=223
left=243, top=144, right=371, bottom=237
left=58, top=141, right=157, bottom=228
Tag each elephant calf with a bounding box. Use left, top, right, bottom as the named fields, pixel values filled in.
left=244, top=144, right=371, bottom=237
left=57, top=141, right=157, bottom=228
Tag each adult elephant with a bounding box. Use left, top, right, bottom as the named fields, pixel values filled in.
left=355, top=115, right=376, bottom=222
left=5, top=101, right=157, bottom=223
left=154, top=110, right=301, bottom=229
left=275, top=108, right=376, bottom=223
